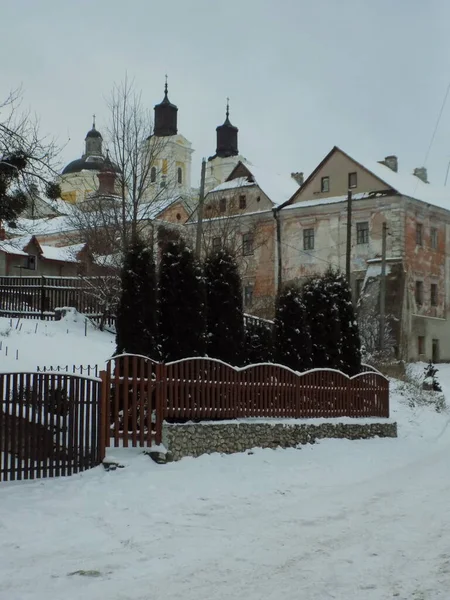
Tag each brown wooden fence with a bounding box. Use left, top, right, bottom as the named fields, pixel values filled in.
left=0, top=371, right=105, bottom=482
left=0, top=275, right=116, bottom=327
left=104, top=355, right=390, bottom=448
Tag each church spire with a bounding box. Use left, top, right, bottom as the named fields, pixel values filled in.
left=154, top=76, right=178, bottom=137
left=215, top=98, right=238, bottom=158
left=85, top=115, right=103, bottom=157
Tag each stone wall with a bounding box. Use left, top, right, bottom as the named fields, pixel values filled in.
left=162, top=420, right=397, bottom=461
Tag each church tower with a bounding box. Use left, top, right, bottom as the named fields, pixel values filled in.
left=146, top=79, right=193, bottom=200
left=205, top=100, right=247, bottom=192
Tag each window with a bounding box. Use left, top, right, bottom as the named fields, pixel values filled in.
left=239, top=195, right=246, bottom=209
left=321, top=176, right=329, bottom=192
left=150, top=166, right=156, bottom=183
left=416, top=223, right=423, bottom=246
left=415, top=280, right=423, bottom=306
left=162, top=159, right=168, bottom=174
left=348, top=172, right=357, bottom=189
left=418, top=336, right=425, bottom=356
left=177, top=167, right=183, bottom=184
left=244, top=284, right=254, bottom=307
left=219, top=197, right=226, bottom=213
left=212, top=237, right=221, bottom=252
left=356, top=221, right=369, bottom=244
left=242, top=232, right=254, bottom=256
left=355, top=278, right=364, bottom=298
left=303, top=228, right=315, bottom=250
left=432, top=338, right=440, bottom=363
left=26, top=255, right=36, bottom=271
left=431, top=283, right=438, bottom=307
left=430, top=227, right=438, bottom=249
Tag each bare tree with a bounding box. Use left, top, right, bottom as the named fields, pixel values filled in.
left=0, top=87, right=61, bottom=224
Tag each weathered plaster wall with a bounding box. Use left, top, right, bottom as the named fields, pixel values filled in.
left=163, top=420, right=397, bottom=461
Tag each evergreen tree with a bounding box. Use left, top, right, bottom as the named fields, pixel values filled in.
left=158, top=239, right=206, bottom=361
left=273, top=282, right=312, bottom=371
left=244, top=320, right=274, bottom=365
left=115, top=239, right=157, bottom=358
left=204, top=250, right=244, bottom=365
left=302, top=275, right=332, bottom=368
left=326, top=269, right=362, bottom=375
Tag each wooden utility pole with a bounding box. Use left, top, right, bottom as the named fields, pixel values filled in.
left=345, top=190, right=352, bottom=282
left=379, top=222, right=387, bottom=351
left=195, top=158, right=207, bottom=258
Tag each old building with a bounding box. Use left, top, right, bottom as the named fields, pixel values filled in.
left=278, top=146, right=450, bottom=361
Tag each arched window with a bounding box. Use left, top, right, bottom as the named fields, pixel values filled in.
left=177, top=167, right=183, bottom=184
left=150, top=166, right=156, bottom=183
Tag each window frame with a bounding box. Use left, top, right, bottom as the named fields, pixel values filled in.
left=430, top=283, right=438, bottom=307
left=415, top=280, right=424, bottom=306
left=177, top=167, right=183, bottom=184
left=219, top=197, right=226, bottom=213
left=356, top=221, right=369, bottom=245
left=320, top=176, right=330, bottom=193
left=242, top=232, right=254, bottom=256
left=244, top=284, right=254, bottom=308
left=150, top=166, right=157, bottom=183
left=416, top=223, right=423, bottom=246
left=348, top=172, right=357, bottom=189
left=239, top=195, right=246, bottom=210
left=430, top=227, right=438, bottom=249
left=303, top=228, right=315, bottom=250
left=418, top=336, right=425, bottom=355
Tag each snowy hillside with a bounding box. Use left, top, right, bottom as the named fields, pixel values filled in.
left=1, top=326, right=450, bottom=599
left=0, top=314, right=115, bottom=372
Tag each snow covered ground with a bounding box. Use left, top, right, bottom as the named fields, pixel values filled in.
left=1, top=323, right=450, bottom=599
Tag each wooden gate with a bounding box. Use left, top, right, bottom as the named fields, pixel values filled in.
left=0, top=371, right=105, bottom=482
left=101, top=354, right=163, bottom=448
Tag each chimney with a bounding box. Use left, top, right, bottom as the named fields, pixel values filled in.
left=291, top=171, right=304, bottom=186
left=382, top=155, right=398, bottom=172
left=413, top=167, right=428, bottom=184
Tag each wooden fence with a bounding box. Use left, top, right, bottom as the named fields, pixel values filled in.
left=37, top=364, right=99, bottom=377
left=0, top=275, right=116, bottom=327
left=104, top=355, right=390, bottom=448
left=0, top=371, right=105, bottom=482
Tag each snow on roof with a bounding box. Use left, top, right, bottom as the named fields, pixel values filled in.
left=282, top=192, right=369, bottom=211
left=9, top=215, right=75, bottom=237
left=210, top=177, right=255, bottom=194
left=40, top=243, right=86, bottom=263
left=0, top=242, right=28, bottom=256
left=136, top=195, right=183, bottom=220
left=247, top=164, right=300, bottom=206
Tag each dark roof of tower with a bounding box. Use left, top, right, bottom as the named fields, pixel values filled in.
left=211, top=100, right=239, bottom=159
left=62, top=154, right=120, bottom=175
left=153, top=79, right=178, bottom=137
left=85, top=127, right=102, bottom=139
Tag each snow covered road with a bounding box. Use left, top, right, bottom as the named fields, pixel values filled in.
left=1, top=379, right=450, bottom=599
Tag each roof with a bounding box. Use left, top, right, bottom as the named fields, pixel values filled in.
left=62, top=154, right=120, bottom=176
left=39, top=243, right=86, bottom=263
left=285, top=146, right=450, bottom=212
left=214, top=161, right=299, bottom=206
left=0, top=242, right=28, bottom=256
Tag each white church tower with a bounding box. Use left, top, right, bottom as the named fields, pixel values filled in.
left=146, top=79, right=193, bottom=200
left=205, top=100, right=247, bottom=192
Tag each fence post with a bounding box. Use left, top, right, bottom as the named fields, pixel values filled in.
left=40, top=276, right=45, bottom=320
left=99, top=370, right=108, bottom=459
left=155, top=362, right=166, bottom=446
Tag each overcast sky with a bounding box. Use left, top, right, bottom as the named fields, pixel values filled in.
left=2, top=0, right=450, bottom=188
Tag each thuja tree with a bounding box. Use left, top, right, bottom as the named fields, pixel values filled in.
left=243, top=319, right=274, bottom=365
left=204, top=249, right=244, bottom=365
left=158, top=238, right=206, bottom=361
left=326, top=269, right=361, bottom=375
left=302, top=274, right=341, bottom=369
left=273, top=282, right=312, bottom=372
left=115, top=239, right=157, bottom=358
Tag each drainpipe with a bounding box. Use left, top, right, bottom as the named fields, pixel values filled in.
left=273, top=207, right=283, bottom=291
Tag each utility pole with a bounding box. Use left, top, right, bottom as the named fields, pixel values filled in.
left=273, top=208, right=283, bottom=291
left=345, top=190, right=352, bottom=282
left=195, top=158, right=207, bottom=258
left=379, top=222, right=387, bottom=351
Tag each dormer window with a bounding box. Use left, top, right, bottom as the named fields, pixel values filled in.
left=321, top=176, right=329, bottom=192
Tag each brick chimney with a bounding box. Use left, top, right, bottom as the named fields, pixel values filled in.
left=413, top=167, right=428, bottom=184
left=291, top=172, right=304, bottom=186
left=382, top=155, right=398, bottom=172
